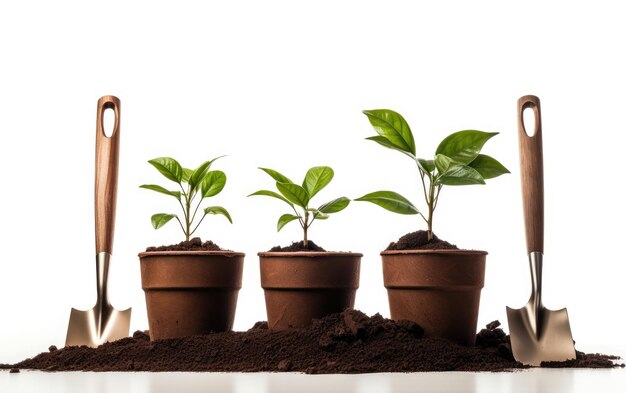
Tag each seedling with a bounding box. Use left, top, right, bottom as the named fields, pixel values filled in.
left=140, top=156, right=232, bottom=241
left=356, top=109, right=509, bottom=241
left=249, top=166, right=350, bottom=247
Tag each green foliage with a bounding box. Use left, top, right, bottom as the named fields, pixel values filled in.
left=249, top=166, right=350, bottom=246
left=140, top=156, right=232, bottom=241
left=357, top=109, right=509, bottom=240
left=363, top=109, right=416, bottom=155
left=355, top=191, right=419, bottom=215
left=435, top=130, right=497, bottom=164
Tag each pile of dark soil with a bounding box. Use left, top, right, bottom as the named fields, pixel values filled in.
left=386, top=231, right=458, bottom=250
left=145, top=237, right=224, bottom=252
left=2, top=310, right=621, bottom=373
left=269, top=240, right=326, bottom=252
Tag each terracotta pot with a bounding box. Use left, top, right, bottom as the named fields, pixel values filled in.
left=259, top=251, right=362, bottom=330
left=138, top=250, right=244, bottom=341
left=382, top=249, right=487, bottom=346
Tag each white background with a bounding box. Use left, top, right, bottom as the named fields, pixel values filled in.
left=1, top=0, right=625, bottom=366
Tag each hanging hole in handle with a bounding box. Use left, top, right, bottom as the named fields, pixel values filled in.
left=522, top=105, right=537, bottom=137
left=102, top=106, right=116, bottom=137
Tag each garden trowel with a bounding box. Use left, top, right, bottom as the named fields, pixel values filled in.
left=65, top=96, right=131, bottom=347
left=506, top=95, right=576, bottom=366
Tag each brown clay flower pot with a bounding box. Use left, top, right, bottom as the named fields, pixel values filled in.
left=259, top=252, right=362, bottom=330
left=138, top=251, right=244, bottom=341
left=382, top=249, right=487, bottom=346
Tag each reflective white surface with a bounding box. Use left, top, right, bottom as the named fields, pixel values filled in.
left=3, top=0, right=626, bottom=366
left=2, top=369, right=626, bottom=393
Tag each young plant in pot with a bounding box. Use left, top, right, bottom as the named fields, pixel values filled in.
left=249, top=166, right=361, bottom=330
left=138, top=156, right=244, bottom=341
left=356, top=109, right=509, bottom=346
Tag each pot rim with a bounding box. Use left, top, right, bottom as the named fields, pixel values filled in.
left=138, top=250, right=245, bottom=258
left=380, top=249, right=487, bottom=256
left=258, top=251, right=363, bottom=257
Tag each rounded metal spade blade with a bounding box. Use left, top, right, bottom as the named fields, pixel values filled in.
left=66, top=305, right=131, bottom=347
left=506, top=304, right=575, bottom=366
left=66, top=253, right=131, bottom=347
left=506, top=253, right=576, bottom=366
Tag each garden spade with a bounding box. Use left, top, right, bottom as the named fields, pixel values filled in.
left=506, top=95, right=576, bottom=366
left=65, top=96, right=131, bottom=347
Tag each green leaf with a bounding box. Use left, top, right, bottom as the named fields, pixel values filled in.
left=314, top=212, right=329, bottom=220
left=277, top=214, right=299, bottom=231
left=204, top=206, right=233, bottom=223
left=318, top=197, right=350, bottom=214
left=363, top=109, right=416, bottom=155
left=151, top=213, right=176, bottom=229
left=182, top=168, right=193, bottom=183
left=302, top=166, right=334, bottom=198
left=417, top=158, right=435, bottom=173
left=139, top=184, right=181, bottom=200
left=248, top=190, right=294, bottom=207
left=355, top=191, right=419, bottom=215
left=148, top=157, right=184, bottom=183
left=365, top=136, right=416, bottom=159
left=468, top=154, right=510, bottom=179
left=201, top=170, right=227, bottom=198
left=276, top=182, right=310, bottom=208
left=434, top=154, right=457, bottom=174
left=435, top=154, right=485, bottom=185
left=435, top=130, right=498, bottom=165
left=437, top=164, right=486, bottom=186
left=189, top=156, right=225, bottom=192
left=259, top=168, right=293, bottom=184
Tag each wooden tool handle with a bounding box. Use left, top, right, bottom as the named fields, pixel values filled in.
left=518, top=95, right=544, bottom=254
left=95, top=96, right=120, bottom=254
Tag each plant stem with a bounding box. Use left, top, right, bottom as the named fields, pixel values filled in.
left=176, top=198, right=188, bottom=228
left=419, top=171, right=429, bottom=205
left=190, top=195, right=202, bottom=226
left=427, top=179, right=436, bottom=242
left=303, top=210, right=309, bottom=247
left=175, top=216, right=186, bottom=235
left=185, top=195, right=191, bottom=241
left=292, top=206, right=305, bottom=228
left=432, top=185, right=442, bottom=210
left=416, top=166, right=431, bottom=226
left=416, top=164, right=433, bottom=237
left=190, top=213, right=207, bottom=236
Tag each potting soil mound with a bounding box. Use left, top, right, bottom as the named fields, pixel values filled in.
left=386, top=230, right=458, bottom=250
left=270, top=240, right=326, bottom=252
left=2, top=310, right=621, bottom=373
left=145, top=237, right=224, bottom=252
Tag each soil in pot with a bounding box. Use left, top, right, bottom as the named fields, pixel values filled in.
left=269, top=240, right=326, bottom=252
left=2, top=310, right=621, bottom=373
left=145, top=237, right=224, bottom=252
left=386, top=230, right=457, bottom=250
